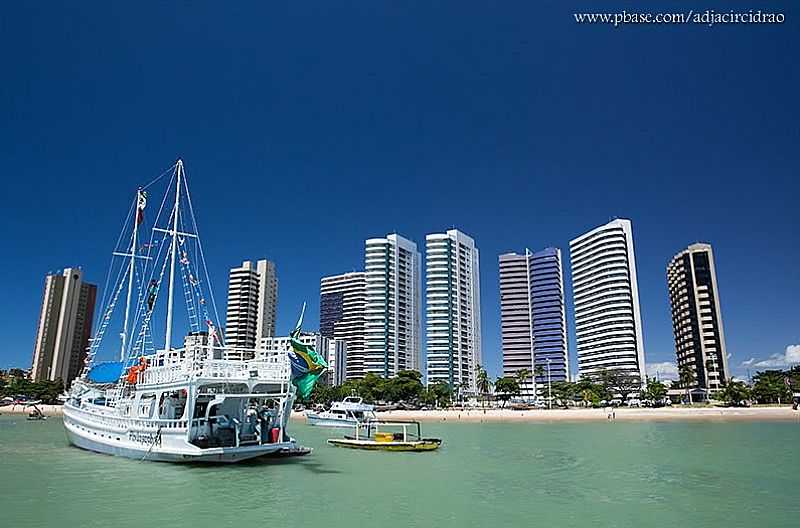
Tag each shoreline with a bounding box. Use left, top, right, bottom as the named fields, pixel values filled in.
left=372, top=406, right=800, bottom=423
left=0, top=404, right=63, bottom=417
left=3, top=404, right=797, bottom=423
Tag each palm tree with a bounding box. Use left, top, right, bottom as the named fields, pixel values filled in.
left=455, top=381, right=469, bottom=406
left=475, top=365, right=492, bottom=409
left=515, top=368, right=531, bottom=402
left=678, top=364, right=695, bottom=405
left=533, top=365, right=545, bottom=403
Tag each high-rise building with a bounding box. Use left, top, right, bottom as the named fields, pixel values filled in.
left=320, top=272, right=366, bottom=379
left=499, top=252, right=534, bottom=389
left=499, top=248, right=569, bottom=397
left=569, top=219, right=646, bottom=380
left=364, top=234, right=421, bottom=377
left=224, top=259, right=277, bottom=358
left=31, top=268, right=97, bottom=386
left=327, top=340, right=348, bottom=386
left=426, top=229, right=482, bottom=392
left=667, top=243, right=729, bottom=390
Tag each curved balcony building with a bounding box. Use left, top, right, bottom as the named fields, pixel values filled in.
left=569, top=219, right=646, bottom=380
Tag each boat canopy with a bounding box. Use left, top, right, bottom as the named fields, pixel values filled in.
left=86, top=361, right=124, bottom=383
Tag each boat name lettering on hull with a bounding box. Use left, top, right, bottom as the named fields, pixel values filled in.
left=129, top=431, right=161, bottom=447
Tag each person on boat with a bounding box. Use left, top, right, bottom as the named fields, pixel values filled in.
left=126, top=357, right=148, bottom=384
left=146, top=280, right=158, bottom=311
left=241, top=404, right=259, bottom=441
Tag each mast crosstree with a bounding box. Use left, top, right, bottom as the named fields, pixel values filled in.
left=83, top=160, right=215, bottom=372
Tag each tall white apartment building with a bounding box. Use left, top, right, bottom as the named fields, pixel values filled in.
left=364, top=234, right=421, bottom=378
left=426, top=229, right=482, bottom=392
left=224, top=259, right=278, bottom=359
left=569, top=219, right=646, bottom=380
left=320, top=272, right=366, bottom=380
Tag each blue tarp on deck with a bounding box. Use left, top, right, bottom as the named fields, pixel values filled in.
left=86, top=361, right=124, bottom=383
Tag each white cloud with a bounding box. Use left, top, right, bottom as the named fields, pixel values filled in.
left=646, top=361, right=678, bottom=380
left=741, top=345, right=800, bottom=369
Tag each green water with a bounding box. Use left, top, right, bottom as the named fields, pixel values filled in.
left=1, top=416, right=798, bottom=527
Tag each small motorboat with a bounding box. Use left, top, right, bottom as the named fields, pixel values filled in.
left=26, top=404, right=47, bottom=421
left=306, top=396, right=376, bottom=427
left=327, top=421, right=441, bottom=452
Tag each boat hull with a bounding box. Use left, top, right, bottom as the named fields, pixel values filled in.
left=63, top=405, right=294, bottom=463
left=327, top=438, right=442, bottom=452
left=305, top=413, right=360, bottom=428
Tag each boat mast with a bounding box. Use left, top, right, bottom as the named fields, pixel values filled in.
left=164, top=160, right=182, bottom=350
left=120, top=190, right=142, bottom=361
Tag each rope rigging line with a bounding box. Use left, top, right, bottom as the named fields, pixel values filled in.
left=127, top=240, right=172, bottom=368
left=123, top=164, right=178, bottom=361
left=95, top=197, right=137, bottom=332
left=180, top=164, right=225, bottom=346
left=126, top=228, right=170, bottom=358
left=81, top=260, right=130, bottom=376
left=141, top=162, right=178, bottom=191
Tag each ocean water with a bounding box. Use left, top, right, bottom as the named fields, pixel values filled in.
left=0, top=416, right=798, bottom=528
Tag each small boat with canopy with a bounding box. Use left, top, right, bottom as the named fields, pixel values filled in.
left=327, top=421, right=442, bottom=452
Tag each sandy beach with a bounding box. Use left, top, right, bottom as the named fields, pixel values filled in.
left=0, top=404, right=63, bottom=417
left=374, top=406, right=800, bottom=423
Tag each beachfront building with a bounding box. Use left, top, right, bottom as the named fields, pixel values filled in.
left=499, top=249, right=569, bottom=399
left=667, top=243, right=730, bottom=391
left=364, top=234, right=422, bottom=378
left=327, top=340, right=348, bottom=386
left=31, top=268, right=97, bottom=385
left=569, top=219, right=646, bottom=381
left=426, top=229, right=482, bottom=393
left=261, top=332, right=328, bottom=355
left=320, top=271, right=366, bottom=380
left=224, top=259, right=278, bottom=359
left=261, top=332, right=345, bottom=386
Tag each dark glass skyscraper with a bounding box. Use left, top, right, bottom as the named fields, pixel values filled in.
left=667, top=243, right=729, bottom=390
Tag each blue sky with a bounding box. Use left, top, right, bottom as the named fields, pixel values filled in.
left=1, top=2, right=797, bottom=379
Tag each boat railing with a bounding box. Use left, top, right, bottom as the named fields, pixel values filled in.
left=196, top=359, right=289, bottom=381
left=138, top=355, right=289, bottom=385
left=70, top=404, right=190, bottom=430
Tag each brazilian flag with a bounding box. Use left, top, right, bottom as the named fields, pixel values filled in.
left=288, top=303, right=328, bottom=398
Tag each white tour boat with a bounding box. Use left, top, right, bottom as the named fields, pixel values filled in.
left=63, top=160, right=309, bottom=463
left=306, top=396, right=376, bottom=427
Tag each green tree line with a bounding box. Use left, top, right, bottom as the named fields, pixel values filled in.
left=306, top=370, right=453, bottom=408
left=0, top=372, right=64, bottom=404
